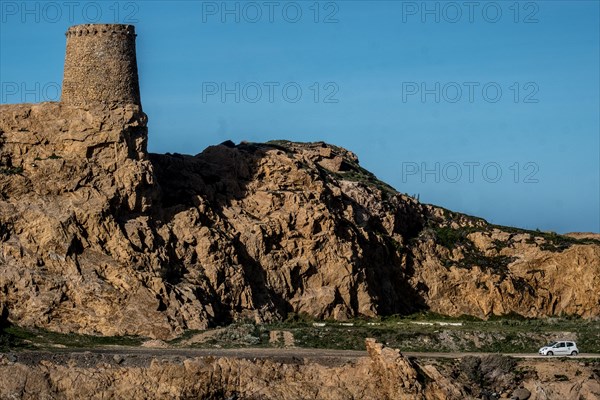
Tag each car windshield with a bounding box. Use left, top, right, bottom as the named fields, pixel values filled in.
left=546, top=342, right=557, bottom=347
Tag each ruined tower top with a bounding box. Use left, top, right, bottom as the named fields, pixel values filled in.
left=61, top=24, right=141, bottom=108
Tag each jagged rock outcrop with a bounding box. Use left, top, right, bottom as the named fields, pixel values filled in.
left=0, top=339, right=467, bottom=399
left=1, top=102, right=599, bottom=339
left=1, top=340, right=598, bottom=400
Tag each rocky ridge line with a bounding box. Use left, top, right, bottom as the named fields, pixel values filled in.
left=1, top=102, right=599, bottom=339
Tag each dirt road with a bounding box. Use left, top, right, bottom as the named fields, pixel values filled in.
left=5, top=347, right=600, bottom=368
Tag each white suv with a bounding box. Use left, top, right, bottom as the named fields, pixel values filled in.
left=538, top=341, right=578, bottom=356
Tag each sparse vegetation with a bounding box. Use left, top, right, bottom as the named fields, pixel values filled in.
left=0, top=323, right=143, bottom=351
left=268, top=315, right=600, bottom=353
left=170, top=314, right=598, bottom=353
left=433, top=226, right=477, bottom=250
left=264, top=140, right=400, bottom=198
left=0, top=166, right=23, bottom=175
left=428, top=225, right=516, bottom=276
left=33, top=154, right=64, bottom=161
left=2, top=315, right=599, bottom=355
left=489, top=224, right=600, bottom=251
left=336, top=169, right=398, bottom=196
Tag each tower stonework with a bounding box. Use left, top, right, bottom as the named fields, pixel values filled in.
left=61, top=24, right=141, bottom=108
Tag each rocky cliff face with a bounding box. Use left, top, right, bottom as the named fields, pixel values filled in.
left=1, top=102, right=599, bottom=339
left=1, top=340, right=599, bottom=400
left=0, top=340, right=446, bottom=400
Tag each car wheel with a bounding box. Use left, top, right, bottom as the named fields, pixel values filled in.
left=547, top=351, right=553, bottom=356
left=571, top=351, right=578, bottom=356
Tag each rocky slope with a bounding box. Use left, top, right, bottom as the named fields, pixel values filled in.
left=1, top=340, right=599, bottom=400
left=1, top=102, right=599, bottom=339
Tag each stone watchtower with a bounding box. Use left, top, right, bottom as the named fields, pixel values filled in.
left=61, top=24, right=141, bottom=108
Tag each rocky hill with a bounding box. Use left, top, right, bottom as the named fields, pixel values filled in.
left=1, top=102, right=599, bottom=340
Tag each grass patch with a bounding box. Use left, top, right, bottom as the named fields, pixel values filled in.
left=0, top=324, right=143, bottom=351
left=266, top=315, right=600, bottom=353
left=334, top=167, right=398, bottom=197
left=3, top=316, right=600, bottom=354
left=166, top=329, right=203, bottom=345
left=432, top=226, right=478, bottom=250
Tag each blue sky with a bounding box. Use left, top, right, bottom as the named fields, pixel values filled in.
left=1, top=1, right=599, bottom=233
